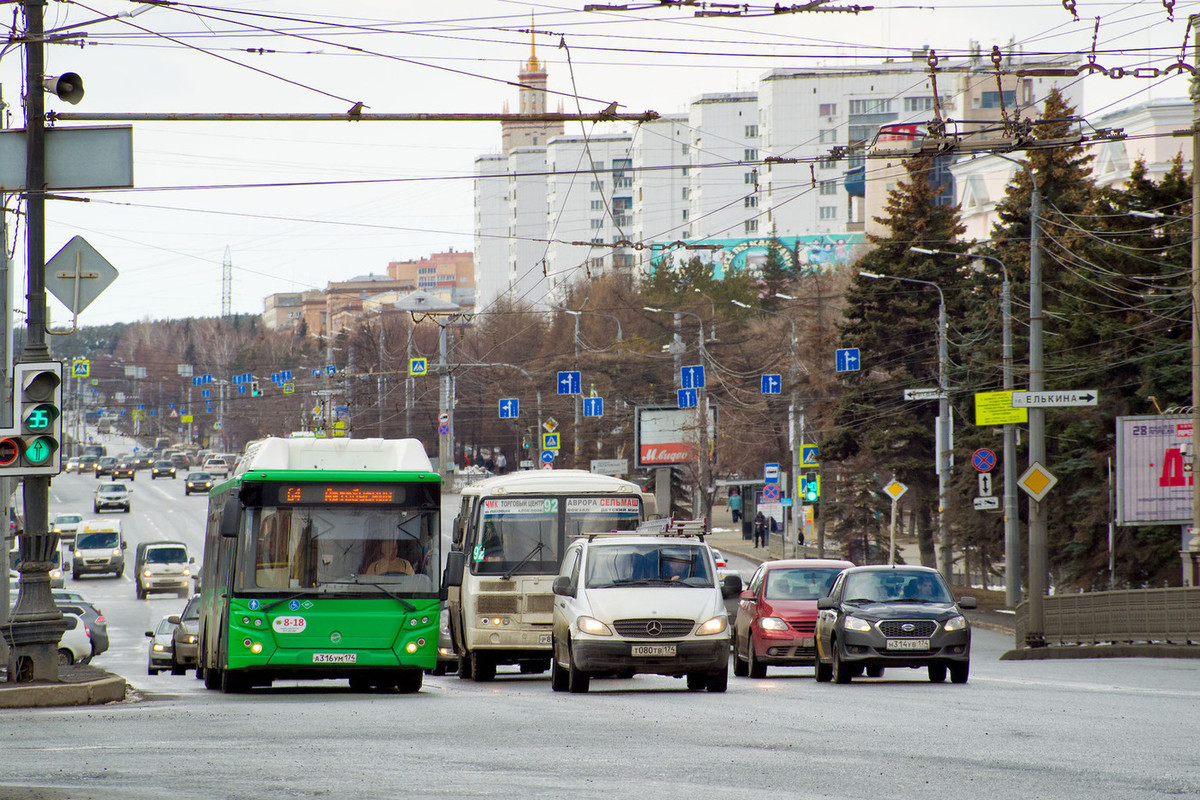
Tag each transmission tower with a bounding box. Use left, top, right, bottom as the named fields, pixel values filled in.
left=221, top=245, right=232, bottom=317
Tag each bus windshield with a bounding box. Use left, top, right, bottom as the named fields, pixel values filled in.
left=241, top=505, right=440, bottom=594
left=471, top=495, right=642, bottom=575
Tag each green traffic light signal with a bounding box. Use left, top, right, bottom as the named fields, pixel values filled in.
left=803, top=472, right=820, bottom=503
left=2, top=361, right=64, bottom=476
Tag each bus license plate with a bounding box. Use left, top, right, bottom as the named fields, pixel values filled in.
left=631, top=645, right=676, bottom=657
left=313, top=653, right=357, bottom=663
left=539, top=634, right=552, bottom=644
left=885, top=639, right=930, bottom=651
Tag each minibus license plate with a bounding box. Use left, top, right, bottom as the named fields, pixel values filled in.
left=885, top=639, right=930, bottom=651
left=539, top=633, right=552, bottom=644
left=313, top=653, right=357, bottom=663
left=631, top=644, right=676, bottom=657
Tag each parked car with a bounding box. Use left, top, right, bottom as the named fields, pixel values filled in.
left=52, top=513, right=84, bottom=543
left=184, top=472, right=214, bottom=495
left=150, top=460, right=177, bottom=479
left=170, top=595, right=201, bottom=674
left=146, top=616, right=176, bottom=675
left=58, top=611, right=93, bottom=665
left=93, top=456, right=117, bottom=478
left=549, top=529, right=743, bottom=694
left=135, top=541, right=193, bottom=600
left=111, top=462, right=137, bottom=481
left=732, top=558, right=854, bottom=678
left=202, top=457, right=230, bottom=477
left=71, top=521, right=126, bottom=579
left=814, top=565, right=975, bottom=684
left=94, top=482, right=132, bottom=513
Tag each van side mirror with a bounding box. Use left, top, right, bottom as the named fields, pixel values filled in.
left=451, top=515, right=462, bottom=549
left=220, top=496, right=240, bottom=537
left=442, top=551, right=465, bottom=591
left=721, top=575, right=743, bottom=599
left=552, top=575, right=574, bottom=597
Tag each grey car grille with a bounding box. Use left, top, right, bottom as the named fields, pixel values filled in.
left=878, top=619, right=939, bottom=638
left=613, top=618, right=694, bottom=638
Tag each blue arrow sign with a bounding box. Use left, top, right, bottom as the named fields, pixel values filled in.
left=557, top=371, right=581, bottom=395
left=499, top=398, right=520, bottom=419
left=203, top=374, right=213, bottom=384
left=541, top=449, right=555, bottom=463
left=312, top=368, right=321, bottom=378
left=681, top=364, right=706, bottom=389
left=678, top=388, right=697, bottom=409
left=583, top=397, right=604, bottom=417
left=238, top=386, right=246, bottom=394
left=326, top=365, right=336, bottom=376
left=192, top=377, right=201, bottom=386
left=836, top=348, right=861, bottom=372
left=201, top=389, right=211, bottom=399
left=761, top=374, right=782, bottom=395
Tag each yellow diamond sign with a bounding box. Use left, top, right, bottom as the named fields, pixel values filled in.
left=1018, top=462, right=1057, bottom=501
left=883, top=479, right=908, bottom=501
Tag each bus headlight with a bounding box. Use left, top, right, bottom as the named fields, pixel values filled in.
left=250, top=642, right=263, bottom=654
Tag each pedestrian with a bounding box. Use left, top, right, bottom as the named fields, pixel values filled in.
left=728, top=490, right=742, bottom=524
left=753, top=511, right=768, bottom=548
left=495, top=450, right=507, bottom=474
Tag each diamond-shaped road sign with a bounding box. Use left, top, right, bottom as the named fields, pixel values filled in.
left=45, top=236, right=119, bottom=314
left=883, top=479, right=908, bottom=501
left=1018, top=462, right=1058, bottom=501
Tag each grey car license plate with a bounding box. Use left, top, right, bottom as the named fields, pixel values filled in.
left=885, top=638, right=931, bottom=651
left=631, top=644, right=676, bottom=657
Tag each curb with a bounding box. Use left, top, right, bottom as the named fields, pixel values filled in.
left=0, top=675, right=128, bottom=709
left=1000, top=644, right=1200, bottom=660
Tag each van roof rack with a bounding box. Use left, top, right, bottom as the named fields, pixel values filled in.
left=583, top=518, right=708, bottom=542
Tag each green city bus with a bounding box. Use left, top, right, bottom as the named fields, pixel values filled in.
left=197, top=436, right=443, bottom=694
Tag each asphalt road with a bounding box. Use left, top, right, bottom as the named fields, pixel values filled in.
left=3, top=464, right=1196, bottom=799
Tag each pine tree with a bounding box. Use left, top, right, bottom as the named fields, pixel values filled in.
left=829, top=155, right=968, bottom=566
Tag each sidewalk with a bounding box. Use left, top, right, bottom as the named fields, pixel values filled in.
left=0, top=663, right=128, bottom=709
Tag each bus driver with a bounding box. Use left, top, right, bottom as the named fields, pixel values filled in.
left=366, top=539, right=414, bottom=576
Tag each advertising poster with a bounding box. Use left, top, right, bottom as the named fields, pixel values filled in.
left=1115, top=415, right=1193, bottom=526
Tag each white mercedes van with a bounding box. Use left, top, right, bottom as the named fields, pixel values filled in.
left=550, top=521, right=742, bottom=694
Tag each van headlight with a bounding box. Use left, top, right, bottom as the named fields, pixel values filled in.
left=696, top=616, right=728, bottom=636
left=576, top=616, right=612, bottom=636
left=143, top=569, right=153, bottom=578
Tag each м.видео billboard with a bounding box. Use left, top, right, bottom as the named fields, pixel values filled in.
left=635, top=405, right=717, bottom=469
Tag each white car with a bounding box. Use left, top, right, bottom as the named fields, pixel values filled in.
left=93, top=482, right=132, bottom=513
left=550, top=527, right=742, bottom=694
left=58, top=610, right=93, bottom=666
left=203, top=457, right=230, bottom=477
left=52, top=513, right=84, bottom=543
left=709, top=548, right=740, bottom=584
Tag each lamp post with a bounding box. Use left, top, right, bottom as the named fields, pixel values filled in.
left=733, top=299, right=805, bottom=556
left=860, top=270, right=952, bottom=583
left=645, top=306, right=711, bottom=524
left=912, top=247, right=1019, bottom=607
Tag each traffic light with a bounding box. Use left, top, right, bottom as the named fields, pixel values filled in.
left=0, top=361, right=64, bottom=476
left=802, top=471, right=820, bottom=504
left=250, top=380, right=262, bottom=397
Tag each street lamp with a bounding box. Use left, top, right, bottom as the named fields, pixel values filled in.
left=644, top=306, right=711, bottom=524
left=860, top=269, right=951, bottom=582
left=912, top=246, right=1019, bottom=607
left=733, top=299, right=808, bottom=556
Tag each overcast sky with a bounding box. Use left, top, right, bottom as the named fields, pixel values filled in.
left=0, top=0, right=1192, bottom=326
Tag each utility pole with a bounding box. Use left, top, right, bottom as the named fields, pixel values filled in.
left=1187, top=13, right=1200, bottom=586
left=1026, top=182, right=1047, bottom=645
left=4, top=0, right=67, bottom=682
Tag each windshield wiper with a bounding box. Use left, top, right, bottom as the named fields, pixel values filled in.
left=322, top=576, right=417, bottom=612
left=503, top=541, right=545, bottom=581
left=845, top=597, right=878, bottom=605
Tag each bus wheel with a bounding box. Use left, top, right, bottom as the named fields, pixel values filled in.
left=471, top=651, right=496, bottom=682
left=395, top=670, right=423, bottom=694
left=203, top=662, right=221, bottom=691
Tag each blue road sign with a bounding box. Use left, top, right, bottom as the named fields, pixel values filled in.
left=802, top=444, right=819, bottom=468
left=557, top=371, right=581, bottom=395
left=312, top=368, right=321, bottom=377
left=192, top=377, right=201, bottom=386
left=681, top=364, right=706, bottom=389
left=836, top=348, right=861, bottom=372
left=233, top=375, right=242, bottom=385
left=764, top=462, right=780, bottom=484
left=326, top=365, right=336, bottom=376
left=203, top=374, right=213, bottom=384
left=542, top=432, right=561, bottom=451
left=541, top=450, right=555, bottom=464
left=238, top=386, right=246, bottom=394
left=201, top=389, right=211, bottom=399
left=761, top=374, right=782, bottom=395
left=972, top=448, right=996, bottom=472
left=499, top=398, right=520, bottom=419
left=282, top=370, right=292, bottom=381
left=678, top=388, right=697, bottom=409
left=583, top=397, right=604, bottom=417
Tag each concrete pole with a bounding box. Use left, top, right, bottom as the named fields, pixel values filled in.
left=936, top=299, right=951, bottom=584
left=438, top=320, right=451, bottom=480
left=1027, top=184, right=1048, bottom=646
left=1001, top=274, right=1020, bottom=608
left=1188, top=13, right=1200, bottom=584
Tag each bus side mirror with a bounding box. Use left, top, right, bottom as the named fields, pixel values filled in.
left=220, top=496, right=240, bottom=537
left=443, top=551, right=465, bottom=590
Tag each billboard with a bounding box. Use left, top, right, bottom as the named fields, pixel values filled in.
left=1115, top=414, right=1194, bottom=525
left=635, top=405, right=717, bottom=469
left=650, top=234, right=866, bottom=280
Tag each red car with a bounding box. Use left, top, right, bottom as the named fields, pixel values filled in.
left=732, top=558, right=854, bottom=678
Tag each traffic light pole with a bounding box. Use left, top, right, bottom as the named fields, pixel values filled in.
left=4, top=1, right=67, bottom=683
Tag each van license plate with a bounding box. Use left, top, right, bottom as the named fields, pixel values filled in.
left=885, top=639, right=930, bottom=651
left=631, top=645, right=676, bottom=657
left=313, top=653, right=357, bottom=663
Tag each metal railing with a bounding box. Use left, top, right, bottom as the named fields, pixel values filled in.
left=1014, top=587, right=1200, bottom=646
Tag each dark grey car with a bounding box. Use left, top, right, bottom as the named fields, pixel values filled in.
left=814, top=565, right=975, bottom=684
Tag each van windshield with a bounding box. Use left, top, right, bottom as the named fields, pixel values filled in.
left=78, top=531, right=119, bottom=549
left=146, top=546, right=187, bottom=564
left=586, top=544, right=713, bottom=588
